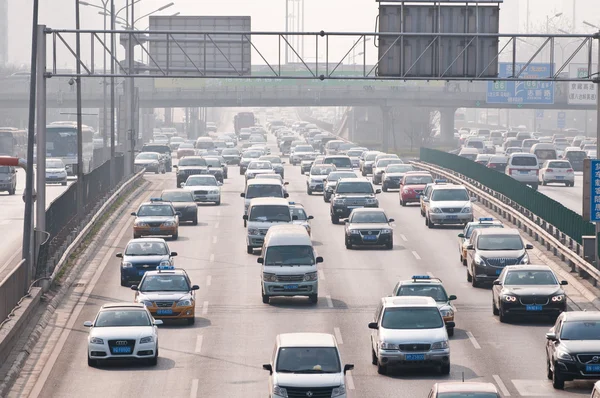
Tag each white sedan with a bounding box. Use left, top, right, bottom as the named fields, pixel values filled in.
left=84, top=303, right=162, bottom=367
left=245, top=160, right=275, bottom=180
left=539, top=160, right=575, bottom=187
left=181, top=174, right=222, bottom=205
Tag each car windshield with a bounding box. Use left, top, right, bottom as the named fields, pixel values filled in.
left=264, top=245, right=314, bottom=266
left=276, top=347, right=341, bottom=373
left=465, top=224, right=503, bottom=238
left=386, top=165, right=413, bottom=173
left=179, top=143, right=194, bottom=149
left=139, top=274, right=190, bottom=292
left=95, top=310, right=151, bottom=327
left=249, top=205, right=291, bottom=222
left=377, top=159, right=403, bottom=168
left=161, top=191, right=194, bottom=202
left=295, top=146, right=314, bottom=152
left=136, top=205, right=174, bottom=217
left=246, top=185, right=283, bottom=199
left=327, top=172, right=356, bottom=182
left=222, top=149, right=239, bottom=155
left=311, top=166, right=335, bottom=175
left=397, top=285, right=448, bottom=302
left=290, top=207, right=308, bottom=221
left=547, top=161, right=570, bottom=168
left=350, top=211, right=388, bottom=223
left=203, top=158, right=221, bottom=167
left=404, top=175, right=434, bottom=185
left=324, top=157, right=352, bottom=168
left=46, top=160, right=64, bottom=168
left=249, top=161, right=272, bottom=170
left=125, top=241, right=168, bottom=256
left=186, top=176, right=217, bottom=186
left=365, top=153, right=380, bottom=161
left=136, top=153, right=159, bottom=160
left=142, top=145, right=169, bottom=153
left=261, top=157, right=282, bottom=164
left=504, top=270, right=558, bottom=285
left=561, top=321, right=600, bottom=340
left=534, top=150, right=556, bottom=160
left=243, top=151, right=262, bottom=158
left=178, top=158, right=207, bottom=167
left=0, top=166, right=10, bottom=173
left=381, top=307, right=444, bottom=329
left=477, top=235, right=523, bottom=250
left=336, top=182, right=373, bottom=194
left=431, top=189, right=469, bottom=201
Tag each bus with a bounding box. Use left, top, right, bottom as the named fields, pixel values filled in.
left=45, top=122, right=95, bottom=175
left=0, top=128, right=27, bottom=158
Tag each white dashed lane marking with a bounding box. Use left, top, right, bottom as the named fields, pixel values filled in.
left=334, top=327, right=343, bottom=344
left=206, top=275, right=212, bottom=286
left=190, top=379, right=199, bottom=398
left=326, top=295, right=333, bottom=308
left=412, top=251, right=421, bottom=260
left=400, top=234, right=408, bottom=242
left=202, top=301, right=209, bottom=315
left=492, top=375, right=511, bottom=396
left=195, top=335, right=203, bottom=353
left=466, top=331, right=481, bottom=349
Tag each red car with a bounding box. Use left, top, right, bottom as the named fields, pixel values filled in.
left=399, top=173, right=434, bottom=206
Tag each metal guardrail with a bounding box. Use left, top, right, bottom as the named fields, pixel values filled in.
left=0, top=260, right=27, bottom=327
left=412, top=160, right=600, bottom=286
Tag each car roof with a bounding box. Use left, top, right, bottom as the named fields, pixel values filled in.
left=476, top=228, right=520, bottom=236
left=101, top=302, right=146, bottom=309
left=398, top=276, right=443, bottom=286
left=503, top=265, right=552, bottom=272
left=249, top=197, right=290, bottom=206
left=139, top=201, right=175, bottom=207
left=144, top=268, right=188, bottom=277
left=563, top=311, right=600, bottom=322
left=337, top=177, right=371, bottom=183
left=247, top=179, right=283, bottom=186
left=277, top=333, right=337, bottom=348
left=382, top=296, right=437, bottom=308
left=265, top=225, right=312, bottom=246
left=351, top=207, right=386, bottom=214
left=431, top=184, right=466, bottom=191
left=436, top=382, right=499, bottom=393
left=127, top=238, right=167, bottom=244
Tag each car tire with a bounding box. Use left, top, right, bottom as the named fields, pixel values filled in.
left=377, top=362, right=387, bottom=375
left=447, top=328, right=454, bottom=337
left=244, top=220, right=247, bottom=227
left=471, top=273, right=479, bottom=287
left=309, top=294, right=318, bottom=304
left=400, top=199, right=405, bottom=207
left=361, top=170, right=366, bottom=176
left=172, top=232, right=178, bottom=240
left=372, top=347, right=378, bottom=365
left=382, top=186, right=388, bottom=192
left=331, top=215, right=339, bottom=224
left=187, top=317, right=195, bottom=325
left=552, top=366, right=565, bottom=389
left=161, top=169, right=166, bottom=174
left=148, top=351, right=158, bottom=366
left=192, top=217, right=198, bottom=226
left=492, top=299, right=499, bottom=316
left=87, top=356, right=97, bottom=367
left=155, top=170, right=159, bottom=174
left=427, top=218, right=434, bottom=229
left=499, top=308, right=508, bottom=323
left=133, top=234, right=140, bottom=239
left=307, top=188, right=312, bottom=195
left=247, top=245, right=253, bottom=254
left=120, top=278, right=129, bottom=287
left=546, top=358, right=553, bottom=380
left=440, top=363, right=450, bottom=375
left=262, top=294, right=270, bottom=304
left=466, top=270, right=472, bottom=282
left=345, top=239, right=352, bottom=250
left=215, top=200, right=221, bottom=206
left=386, top=240, right=393, bottom=250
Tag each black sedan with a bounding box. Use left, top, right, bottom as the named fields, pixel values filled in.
left=492, top=265, right=567, bottom=323
left=116, top=238, right=177, bottom=287
left=159, top=189, right=198, bottom=225
left=344, top=208, right=394, bottom=250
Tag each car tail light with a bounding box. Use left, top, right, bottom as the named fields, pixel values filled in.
left=546, top=169, right=553, bottom=172
left=567, top=169, right=574, bottom=173
left=508, top=168, right=514, bottom=174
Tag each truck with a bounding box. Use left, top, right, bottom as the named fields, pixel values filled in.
left=234, top=112, right=256, bottom=134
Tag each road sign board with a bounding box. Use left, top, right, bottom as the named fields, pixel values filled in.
left=568, top=64, right=598, bottom=105
left=589, top=160, right=600, bottom=222
left=557, top=111, right=566, bottom=129
left=486, top=63, right=555, bottom=105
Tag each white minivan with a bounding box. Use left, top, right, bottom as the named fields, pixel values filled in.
left=241, top=179, right=289, bottom=226
left=258, top=224, right=322, bottom=304
left=530, top=143, right=557, bottom=168
left=263, top=333, right=353, bottom=398
left=245, top=198, right=296, bottom=254
left=505, top=153, right=540, bottom=190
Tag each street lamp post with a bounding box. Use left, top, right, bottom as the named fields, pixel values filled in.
left=547, top=12, right=563, bottom=33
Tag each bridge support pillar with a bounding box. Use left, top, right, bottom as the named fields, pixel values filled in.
left=381, top=106, right=392, bottom=152
left=165, top=108, right=172, bottom=125
left=440, top=108, right=457, bottom=145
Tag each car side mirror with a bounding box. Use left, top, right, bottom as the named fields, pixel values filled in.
left=344, top=219, right=349, bottom=223
left=292, top=215, right=298, bottom=220
left=493, top=280, right=502, bottom=286
left=446, top=321, right=456, bottom=328
left=316, top=256, right=323, bottom=263
left=191, top=285, right=200, bottom=290
left=218, top=182, right=223, bottom=186
left=243, top=215, right=248, bottom=220
left=116, top=253, right=123, bottom=258
left=307, top=215, right=314, bottom=220
left=466, top=244, right=474, bottom=250
left=262, top=364, right=273, bottom=374
left=130, top=285, right=138, bottom=290
left=176, top=212, right=182, bottom=217
left=343, top=364, right=354, bottom=374
left=154, top=319, right=163, bottom=326
left=560, top=280, right=568, bottom=285
left=448, top=295, right=457, bottom=301
left=422, top=197, right=429, bottom=202
left=368, top=322, right=379, bottom=330
left=470, top=197, right=477, bottom=202
left=257, top=257, right=264, bottom=264
left=458, top=233, right=465, bottom=238
left=130, top=212, right=136, bottom=216
left=525, top=244, right=534, bottom=250
left=284, top=182, right=289, bottom=185
left=304, top=172, right=309, bottom=175
left=240, top=193, right=245, bottom=198
left=546, top=332, right=557, bottom=341
left=170, top=252, right=178, bottom=256
left=375, top=189, right=381, bottom=194
left=388, top=218, right=394, bottom=223
left=180, top=182, right=185, bottom=188
left=83, top=321, right=93, bottom=327
left=173, top=165, right=178, bottom=168
left=284, top=193, right=290, bottom=198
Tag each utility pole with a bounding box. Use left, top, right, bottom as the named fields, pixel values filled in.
left=75, top=0, right=84, bottom=214
left=126, top=0, right=136, bottom=175
left=110, top=0, right=116, bottom=185
left=595, top=31, right=600, bottom=273
left=35, top=24, right=47, bottom=235
left=285, top=0, right=288, bottom=64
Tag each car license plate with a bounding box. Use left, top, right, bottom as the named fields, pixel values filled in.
left=446, top=215, right=458, bottom=219
left=415, top=195, right=420, bottom=198
left=556, top=176, right=564, bottom=179
left=138, top=270, right=146, bottom=276
left=363, top=235, right=378, bottom=241
left=405, top=354, right=425, bottom=361
left=150, top=227, right=161, bottom=233
left=283, top=284, right=298, bottom=290
left=520, top=170, right=530, bottom=174
left=586, top=365, right=600, bottom=373
left=111, top=346, right=132, bottom=354
left=157, top=309, right=173, bottom=315
left=526, top=305, right=543, bottom=311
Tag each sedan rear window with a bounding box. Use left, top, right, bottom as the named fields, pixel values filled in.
left=511, top=156, right=538, bottom=166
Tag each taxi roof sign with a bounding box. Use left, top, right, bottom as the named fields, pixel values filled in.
left=478, top=217, right=494, bottom=222
left=434, top=179, right=447, bottom=184
left=157, top=265, right=175, bottom=270
left=150, top=198, right=164, bottom=202
left=412, top=275, right=430, bottom=280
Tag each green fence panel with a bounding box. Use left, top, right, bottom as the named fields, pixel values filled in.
left=420, top=148, right=594, bottom=244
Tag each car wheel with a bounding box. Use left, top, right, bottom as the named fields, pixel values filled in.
left=307, top=188, right=312, bottom=195
left=386, top=240, right=393, bottom=250
left=361, top=170, right=366, bottom=176
left=382, top=185, right=388, bottom=192
left=440, top=363, right=450, bottom=375
left=215, top=200, right=221, bottom=206
left=400, top=199, right=405, bottom=207
left=466, top=270, right=472, bottom=282
left=161, top=169, right=166, bottom=174
left=133, top=234, right=140, bottom=239
left=447, top=328, right=454, bottom=337
left=499, top=308, right=508, bottom=323
left=542, top=180, right=547, bottom=186
left=471, top=273, right=479, bottom=287
left=187, top=317, right=195, bottom=325
left=345, top=238, right=352, bottom=250
left=377, top=362, right=387, bottom=375
left=309, top=294, right=318, bottom=304
left=492, top=299, right=499, bottom=316
left=564, top=182, right=569, bottom=187
left=459, top=253, right=463, bottom=263
left=192, top=217, right=198, bottom=226
left=87, top=356, right=97, bottom=367
left=531, top=184, right=539, bottom=191
left=247, top=245, right=253, bottom=254
left=172, top=232, right=178, bottom=240
left=331, top=215, right=339, bottom=224
left=371, top=347, right=378, bottom=365
left=244, top=220, right=247, bottom=227
left=262, top=294, right=270, bottom=304
left=148, top=350, right=158, bottom=366
left=552, top=366, right=565, bottom=389
left=120, top=278, right=129, bottom=287
left=547, top=358, right=553, bottom=380
left=427, top=218, right=434, bottom=229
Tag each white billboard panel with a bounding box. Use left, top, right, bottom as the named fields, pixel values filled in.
left=568, top=64, right=598, bottom=105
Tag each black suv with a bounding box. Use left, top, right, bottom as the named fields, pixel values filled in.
left=174, top=156, right=209, bottom=188
left=329, top=178, right=380, bottom=224
left=141, top=144, right=173, bottom=172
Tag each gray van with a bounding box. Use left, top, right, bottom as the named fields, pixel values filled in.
left=0, top=165, right=17, bottom=195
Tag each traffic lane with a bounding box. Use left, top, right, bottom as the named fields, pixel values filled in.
left=375, top=188, right=593, bottom=395
left=539, top=174, right=583, bottom=214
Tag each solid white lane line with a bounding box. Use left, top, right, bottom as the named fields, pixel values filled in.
left=209, top=253, right=215, bottom=263
left=195, top=335, right=203, bottom=353
left=326, top=295, right=333, bottom=308
left=334, top=327, right=344, bottom=344
left=346, top=371, right=355, bottom=390
left=400, top=234, right=408, bottom=242
left=212, top=236, right=217, bottom=244
left=492, top=375, right=511, bottom=396
left=214, top=221, right=220, bottom=229
left=206, top=275, right=212, bottom=286
left=318, top=270, right=325, bottom=280
left=190, top=379, right=199, bottom=398
left=202, top=301, right=209, bottom=315
left=412, top=251, right=421, bottom=260
left=466, top=331, right=481, bottom=349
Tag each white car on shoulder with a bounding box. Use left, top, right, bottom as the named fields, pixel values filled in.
left=181, top=174, right=222, bottom=205
left=84, top=302, right=162, bottom=367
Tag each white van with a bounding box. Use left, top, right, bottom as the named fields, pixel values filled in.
left=263, top=333, right=353, bottom=398
left=244, top=198, right=296, bottom=254
left=241, top=180, right=289, bottom=226
left=505, top=153, right=540, bottom=190
left=458, top=147, right=479, bottom=161
left=530, top=143, right=557, bottom=168
left=258, top=224, right=322, bottom=303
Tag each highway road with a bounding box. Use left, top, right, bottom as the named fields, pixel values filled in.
left=9, top=132, right=597, bottom=398
left=0, top=169, right=72, bottom=278
left=539, top=173, right=583, bottom=215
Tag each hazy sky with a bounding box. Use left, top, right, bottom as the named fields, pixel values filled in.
left=8, top=0, right=600, bottom=67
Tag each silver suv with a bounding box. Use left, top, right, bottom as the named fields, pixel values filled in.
left=369, top=296, right=452, bottom=375
left=423, top=185, right=475, bottom=228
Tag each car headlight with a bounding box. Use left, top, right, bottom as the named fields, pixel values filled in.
left=303, top=272, right=318, bottom=281
left=176, top=299, right=192, bottom=307
left=461, top=206, right=472, bottom=213
left=380, top=229, right=392, bottom=234
left=139, top=336, right=154, bottom=344
left=162, top=221, right=176, bottom=226
left=209, top=189, right=219, bottom=194
left=552, top=294, right=565, bottom=302
left=140, top=300, right=153, bottom=307
left=248, top=228, right=260, bottom=235
left=333, top=198, right=345, bottom=205
left=366, top=198, right=377, bottom=205
left=502, top=295, right=517, bottom=302
left=440, top=309, right=454, bottom=318
left=431, top=340, right=449, bottom=350
left=380, top=342, right=399, bottom=350
left=403, top=187, right=412, bottom=193
left=474, top=254, right=484, bottom=265
left=263, top=273, right=277, bottom=282
left=121, top=262, right=133, bottom=268
left=135, top=222, right=149, bottom=227
left=159, top=260, right=171, bottom=267
left=349, top=229, right=360, bottom=235
left=520, top=254, right=530, bottom=264
left=556, top=350, right=574, bottom=361
left=430, top=207, right=442, bottom=213
left=89, top=337, right=104, bottom=344
left=331, top=385, right=346, bottom=398
left=273, top=386, right=288, bottom=398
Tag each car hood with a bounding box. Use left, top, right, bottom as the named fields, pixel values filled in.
left=178, top=166, right=208, bottom=171
left=348, top=222, right=390, bottom=230
left=335, top=193, right=376, bottom=199
left=247, top=169, right=275, bottom=175
left=263, top=264, right=315, bottom=274
left=182, top=185, right=219, bottom=191
left=301, top=159, right=315, bottom=164
left=46, top=167, right=66, bottom=173
left=502, top=285, right=563, bottom=296
left=384, top=172, right=408, bottom=178
left=430, top=200, right=470, bottom=208
left=222, top=154, right=240, bottom=158
left=559, top=340, right=600, bottom=353
left=122, top=254, right=170, bottom=264
left=379, top=327, right=448, bottom=344
left=135, top=159, right=158, bottom=164
left=309, top=175, right=328, bottom=181
left=136, top=216, right=175, bottom=223
left=137, top=291, right=191, bottom=302
left=403, top=184, right=427, bottom=189
left=478, top=249, right=525, bottom=259
left=89, top=326, right=155, bottom=340
left=272, top=373, right=343, bottom=388
left=169, top=202, right=197, bottom=210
